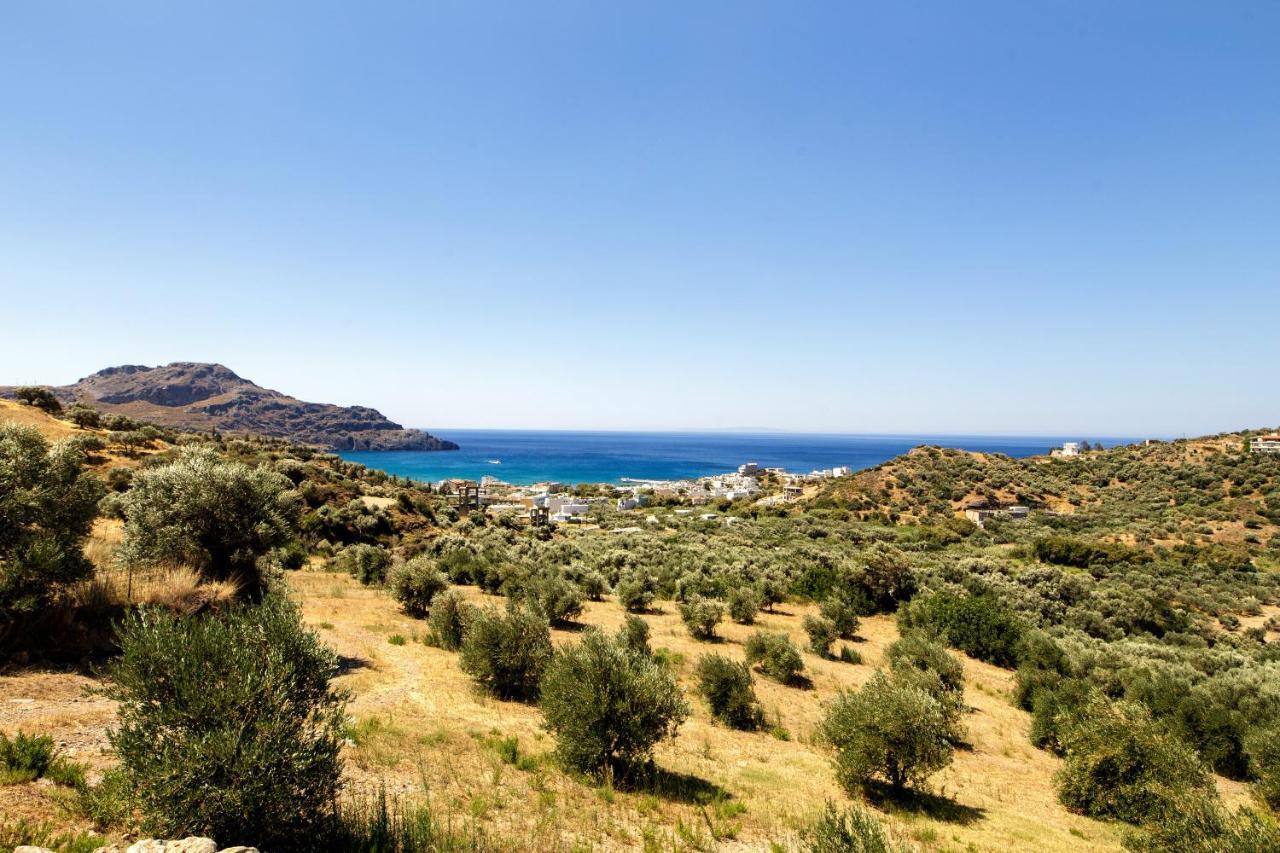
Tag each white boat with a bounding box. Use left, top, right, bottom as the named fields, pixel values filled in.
left=487, top=459, right=502, bottom=464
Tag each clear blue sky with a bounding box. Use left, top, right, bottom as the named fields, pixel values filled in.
left=2, top=2, right=1277, bottom=436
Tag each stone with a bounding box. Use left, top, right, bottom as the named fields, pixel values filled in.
left=165, top=840, right=218, bottom=853
left=15, top=846, right=56, bottom=853
left=217, top=848, right=261, bottom=853
left=125, top=843, right=167, bottom=853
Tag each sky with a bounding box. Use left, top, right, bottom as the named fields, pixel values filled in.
left=1, top=2, right=1278, bottom=437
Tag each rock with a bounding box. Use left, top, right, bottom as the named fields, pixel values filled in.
left=164, top=840, right=218, bottom=853
left=91, top=847, right=122, bottom=853
left=217, top=848, right=261, bottom=853
left=15, top=846, right=56, bottom=853
left=125, top=843, right=167, bottom=853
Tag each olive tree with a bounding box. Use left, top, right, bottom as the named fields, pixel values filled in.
left=540, top=629, right=688, bottom=775
left=119, top=447, right=300, bottom=599
left=821, top=669, right=955, bottom=793
left=0, top=425, right=104, bottom=618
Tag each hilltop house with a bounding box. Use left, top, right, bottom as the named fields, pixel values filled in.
left=963, top=501, right=1030, bottom=528
left=1051, top=442, right=1083, bottom=458
left=1253, top=435, right=1280, bottom=454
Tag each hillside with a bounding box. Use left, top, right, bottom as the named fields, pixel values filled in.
left=2, top=362, right=458, bottom=452
left=812, top=433, right=1280, bottom=553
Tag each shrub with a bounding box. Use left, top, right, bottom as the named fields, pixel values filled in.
left=579, top=570, right=609, bottom=601
left=66, top=404, right=101, bottom=429
left=540, top=630, right=688, bottom=775
left=820, top=596, right=861, bottom=638
left=105, top=597, right=346, bottom=851
left=119, top=447, right=300, bottom=598
left=14, top=385, right=62, bottom=414
left=1122, top=789, right=1280, bottom=853
left=822, top=669, right=954, bottom=793
left=800, top=801, right=908, bottom=853
left=803, top=614, right=839, bottom=658
left=0, top=425, right=104, bottom=619
left=387, top=557, right=448, bottom=618
left=1055, top=698, right=1214, bottom=824
left=516, top=571, right=583, bottom=626
left=459, top=607, right=553, bottom=701
left=616, top=570, right=658, bottom=613
left=727, top=587, right=761, bottom=624
left=0, top=731, right=55, bottom=784
left=334, top=544, right=394, bottom=586
left=885, top=632, right=966, bottom=726
left=898, top=591, right=1024, bottom=668
left=679, top=595, right=725, bottom=640
left=1245, top=723, right=1280, bottom=813
left=695, top=654, right=764, bottom=730
left=618, top=613, right=651, bottom=657
left=744, top=630, right=804, bottom=684
left=426, top=589, right=473, bottom=651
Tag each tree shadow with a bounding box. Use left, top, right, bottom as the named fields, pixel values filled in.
left=864, top=782, right=986, bottom=826
left=623, top=764, right=734, bottom=805
left=336, top=654, right=371, bottom=674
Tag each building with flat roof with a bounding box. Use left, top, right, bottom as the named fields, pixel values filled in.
left=1253, top=435, right=1280, bottom=454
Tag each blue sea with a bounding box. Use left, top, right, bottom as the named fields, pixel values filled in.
left=339, top=430, right=1133, bottom=486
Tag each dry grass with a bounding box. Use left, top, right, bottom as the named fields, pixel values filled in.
left=290, top=571, right=1128, bottom=851
left=0, top=399, right=171, bottom=471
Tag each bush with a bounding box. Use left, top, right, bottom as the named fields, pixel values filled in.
left=426, top=589, right=473, bottom=651
left=618, top=613, right=651, bottom=657
left=66, top=403, right=101, bottom=429
left=387, top=557, right=448, bottom=618
left=1245, top=723, right=1280, bottom=813
left=105, top=597, right=346, bottom=851
left=898, top=591, right=1024, bottom=668
left=800, top=801, right=909, bottom=853
left=0, top=731, right=55, bottom=784
left=120, top=447, right=300, bottom=598
left=14, top=385, right=62, bottom=414
left=1122, top=789, right=1280, bottom=853
left=516, top=571, right=583, bottom=626
left=728, top=587, right=762, bottom=624
left=0, top=425, right=104, bottom=619
left=459, top=607, right=553, bottom=701
left=695, top=654, right=764, bottom=730
left=804, top=614, right=839, bottom=658
left=679, top=595, right=725, bottom=640
left=579, top=570, right=609, bottom=601
left=885, top=631, right=966, bottom=726
left=540, top=629, right=688, bottom=775
left=334, top=544, right=394, bottom=586
left=744, top=630, right=804, bottom=684
left=616, top=570, right=658, bottom=613
left=1055, top=698, right=1214, bottom=824
left=822, top=669, right=954, bottom=793
left=820, top=596, right=861, bottom=638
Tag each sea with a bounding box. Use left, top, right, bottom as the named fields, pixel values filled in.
left=338, top=430, right=1134, bottom=486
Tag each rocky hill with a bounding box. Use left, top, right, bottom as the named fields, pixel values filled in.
left=3, top=362, right=458, bottom=452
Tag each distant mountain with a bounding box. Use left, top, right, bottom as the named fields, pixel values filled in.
left=3, top=362, right=458, bottom=452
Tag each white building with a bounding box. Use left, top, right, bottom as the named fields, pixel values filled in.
left=738, top=462, right=759, bottom=476
left=1254, top=435, right=1280, bottom=454
left=1052, top=442, right=1083, bottom=458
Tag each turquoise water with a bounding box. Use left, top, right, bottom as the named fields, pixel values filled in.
left=340, top=430, right=1131, bottom=486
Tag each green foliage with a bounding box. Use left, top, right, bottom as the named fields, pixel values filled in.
left=695, top=653, right=764, bottom=730
left=14, top=385, right=62, bottom=414
left=819, top=596, right=861, bottom=638
left=513, top=570, right=583, bottom=626
left=427, top=589, right=475, bottom=651
left=1121, top=788, right=1280, bottom=853
left=334, top=543, right=394, bottom=586
left=822, top=670, right=955, bottom=793
left=1245, top=722, right=1280, bottom=813
left=744, top=630, right=804, bottom=684
left=884, top=631, right=966, bottom=728
left=0, top=731, right=54, bottom=784
left=120, top=446, right=300, bottom=598
left=0, top=425, right=104, bottom=619
left=105, top=597, right=346, bottom=851
left=727, top=586, right=762, bottom=624
left=679, top=595, right=724, bottom=640
left=540, top=629, right=688, bottom=774
left=1055, top=698, right=1214, bottom=824
left=616, top=569, right=658, bottom=613
left=459, top=607, right=553, bottom=701
left=898, top=591, right=1023, bottom=668
left=618, top=613, right=652, bottom=657
left=387, top=556, right=449, bottom=617
left=800, top=801, right=911, bottom=853
left=803, top=614, right=839, bottom=658
left=66, top=403, right=101, bottom=429
left=329, top=787, right=494, bottom=852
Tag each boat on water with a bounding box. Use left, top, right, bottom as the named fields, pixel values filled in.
left=487, top=459, right=502, bottom=464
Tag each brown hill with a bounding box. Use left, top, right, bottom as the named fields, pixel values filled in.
left=3, top=362, right=458, bottom=452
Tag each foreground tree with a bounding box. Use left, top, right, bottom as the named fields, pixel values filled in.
left=105, top=598, right=346, bottom=851
left=541, top=629, right=688, bottom=775
left=119, top=447, right=299, bottom=598
left=0, top=425, right=104, bottom=619
left=822, top=670, right=954, bottom=794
